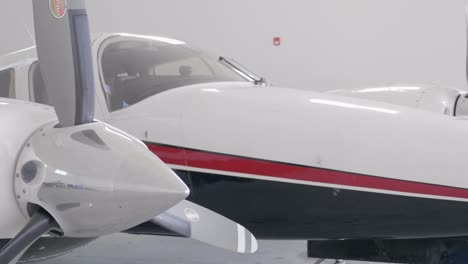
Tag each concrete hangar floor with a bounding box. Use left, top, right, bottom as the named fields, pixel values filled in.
left=40, top=234, right=387, bottom=264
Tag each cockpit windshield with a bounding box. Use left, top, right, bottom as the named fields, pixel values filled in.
left=100, top=36, right=251, bottom=112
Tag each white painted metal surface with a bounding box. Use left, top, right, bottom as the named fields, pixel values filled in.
left=145, top=82, right=468, bottom=201
left=329, top=85, right=463, bottom=116
left=4, top=33, right=468, bottom=204
left=0, top=99, right=55, bottom=238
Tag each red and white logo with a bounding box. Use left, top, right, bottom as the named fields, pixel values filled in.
left=49, top=0, right=67, bottom=19
left=273, top=37, right=281, bottom=46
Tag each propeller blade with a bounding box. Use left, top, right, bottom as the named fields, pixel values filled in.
left=33, top=0, right=94, bottom=127
left=152, top=200, right=258, bottom=254
left=0, top=209, right=59, bottom=264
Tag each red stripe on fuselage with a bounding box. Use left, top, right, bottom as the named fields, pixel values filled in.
left=146, top=142, right=468, bottom=200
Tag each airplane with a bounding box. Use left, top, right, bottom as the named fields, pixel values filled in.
left=0, top=0, right=258, bottom=263
left=4, top=1, right=468, bottom=264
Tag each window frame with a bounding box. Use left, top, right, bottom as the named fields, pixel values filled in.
left=98, top=35, right=207, bottom=112
left=0, top=67, right=16, bottom=99
left=98, top=36, right=125, bottom=112
left=28, top=61, right=39, bottom=102
left=97, top=35, right=249, bottom=113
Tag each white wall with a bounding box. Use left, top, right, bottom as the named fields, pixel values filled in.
left=0, top=0, right=466, bottom=91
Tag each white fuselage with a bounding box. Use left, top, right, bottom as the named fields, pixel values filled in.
left=3, top=33, right=468, bottom=240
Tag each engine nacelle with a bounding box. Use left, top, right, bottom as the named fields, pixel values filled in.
left=329, top=85, right=464, bottom=116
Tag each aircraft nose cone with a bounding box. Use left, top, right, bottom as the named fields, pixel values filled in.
left=110, top=150, right=189, bottom=233
left=116, top=150, right=190, bottom=207
left=68, top=149, right=190, bottom=237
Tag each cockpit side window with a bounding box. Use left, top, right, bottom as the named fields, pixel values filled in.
left=28, top=62, right=50, bottom=105
left=155, top=57, right=212, bottom=76
left=100, top=38, right=248, bottom=112
left=0, top=68, right=15, bottom=99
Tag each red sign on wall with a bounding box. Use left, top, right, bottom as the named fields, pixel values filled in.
left=273, top=37, right=281, bottom=46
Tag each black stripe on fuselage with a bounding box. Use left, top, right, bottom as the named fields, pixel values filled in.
left=174, top=169, right=468, bottom=240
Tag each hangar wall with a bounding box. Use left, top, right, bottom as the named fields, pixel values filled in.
left=0, top=0, right=466, bottom=92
